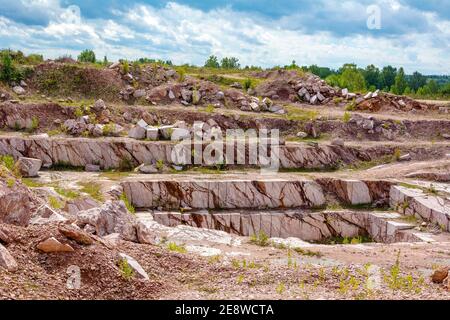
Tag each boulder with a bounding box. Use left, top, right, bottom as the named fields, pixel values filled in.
left=431, top=267, right=449, bottom=283
left=117, top=253, right=149, bottom=280
left=309, top=95, right=318, bottom=104
left=171, top=128, right=191, bottom=141
left=63, top=197, right=99, bottom=216
left=133, top=89, right=146, bottom=99
left=15, top=157, right=42, bottom=177
left=331, top=138, right=345, bottom=147
left=37, top=237, right=75, bottom=253
left=128, top=126, right=146, bottom=140
left=181, top=89, right=192, bottom=102
left=92, top=99, right=106, bottom=112
left=63, top=119, right=86, bottom=135
left=0, top=244, right=18, bottom=272
left=296, top=132, right=308, bottom=139
left=341, top=88, right=348, bottom=96
left=135, top=164, right=158, bottom=174
left=12, top=86, right=25, bottom=95
left=59, top=225, right=94, bottom=245
left=398, top=153, right=411, bottom=162
left=192, top=90, right=201, bottom=105
left=168, top=90, right=176, bottom=100
left=85, top=164, right=101, bottom=172
left=76, top=201, right=137, bottom=242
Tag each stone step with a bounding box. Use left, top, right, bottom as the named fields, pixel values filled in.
left=390, top=185, right=450, bottom=232
left=120, top=177, right=391, bottom=210
left=135, top=209, right=439, bottom=244
left=122, top=178, right=326, bottom=210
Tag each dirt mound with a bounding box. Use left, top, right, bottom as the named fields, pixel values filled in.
left=356, top=93, right=438, bottom=113
left=0, top=222, right=217, bottom=299
left=28, top=62, right=124, bottom=101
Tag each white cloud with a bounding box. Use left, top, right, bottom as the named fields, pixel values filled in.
left=0, top=0, right=448, bottom=74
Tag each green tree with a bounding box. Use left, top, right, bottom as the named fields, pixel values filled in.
left=363, top=64, right=381, bottom=89
left=308, top=64, right=334, bottom=78
left=103, top=56, right=108, bottom=66
left=204, top=55, right=220, bottom=68
left=391, top=67, right=407, bottom=95
left=338, top=64, right=366, bottom=92
left=77, top=49, right=96, bottom=63
left=0, top=51, right=15, bottom=83
left=380, top=65, right=397, bottom=90
left=408, top=71, right=426, bottom=92
left=220, top=57, right=240, bottom=69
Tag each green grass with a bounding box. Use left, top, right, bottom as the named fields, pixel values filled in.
left=167, top=242, right=187, bottom=253
left=1, top=155, right=15, bottom=170
left=78, top=182, right=104, bottom=202
left=48, top=196, right=64, bottom=210
left=118, top=258, right=135, bottom=280
left=54, top=186, right=80, bottom=199
left=120, top=192, right=135, bottom=214
left=285, top=106, right=319, bottom=121
left=22, top=178, right=45, bottom=188
left=249, top=231, right=270, bottom=247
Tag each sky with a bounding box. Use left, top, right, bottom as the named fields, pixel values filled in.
left=0, top=0, right=449, bottom=74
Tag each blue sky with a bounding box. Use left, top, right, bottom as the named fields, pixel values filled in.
left=0, top=0, right=449, bottom=74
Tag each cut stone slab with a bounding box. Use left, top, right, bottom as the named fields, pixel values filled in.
left=37, top=237, right=75, bottom=253
left=117, top=253, right=149, bottom=280
left=171, top=128, right=191, bottom=141
left=145, top=127, right=159, bottom=140
left=128, top=125, right=146, bottom=139
left=0, top=243, right=18, bottom=272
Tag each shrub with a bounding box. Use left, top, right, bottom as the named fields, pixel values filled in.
left=28, top=117, right=39, bottom=133
left=243, top=78, right=253, bottom=91
left=77, top=49, right=96, bottom=63
left=118, top=259, right=135, bottom=280
left=343, top=111, right=351, bottom=123
left=249, top=231, right=270, bottom=247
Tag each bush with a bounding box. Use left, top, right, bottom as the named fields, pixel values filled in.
left=0, top=52, right=16, bottom=83
left=243, top=78, right=253, bottom=91
left=77, top=49, right=96, bottom=63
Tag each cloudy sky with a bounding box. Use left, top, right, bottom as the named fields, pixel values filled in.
left=0, top=0, right=449, bottom=74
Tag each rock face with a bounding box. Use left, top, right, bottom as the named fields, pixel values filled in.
left=390, top=185, right=450, bottom=232
left=37, top=237, right=75, bottom=253
left=148, top=209, right=420, bottom=243
left=0, top=243, right=18, bottom=272
left=318, top=178, right=392, bottom=206
left=15, top=157, right=42, bottom=177
left=121, top=179, right=326, bottom=210
left=76, top=201, right=138, bottom=241
left=0, top=136, right=373, bottom=170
